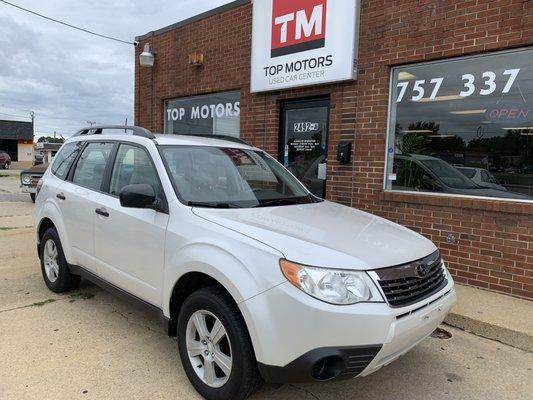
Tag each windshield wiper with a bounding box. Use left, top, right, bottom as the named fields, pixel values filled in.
left=187, top=201, right=242, bottom=209
left=308, top=193, right=324, bottom=203
left=253, top=197, right=312, bottom=208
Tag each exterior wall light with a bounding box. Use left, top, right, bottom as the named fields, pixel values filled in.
left=188, top=53, right=204, bottom=67
left=139, top=43, right=155, bottom=67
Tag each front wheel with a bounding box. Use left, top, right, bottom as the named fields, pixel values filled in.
left=3, top=163, right=9, bottom=169
left=30, top=193, right=36, bottom=202
left=177, top=287, right=263, bottom=400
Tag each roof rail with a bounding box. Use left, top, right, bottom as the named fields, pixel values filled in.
left=71, top=125, right=155, bottom=139
left=182, top=134, right=250, bottom=146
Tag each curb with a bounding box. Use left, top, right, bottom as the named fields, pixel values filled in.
left=445, top=312, right=533, bottom=352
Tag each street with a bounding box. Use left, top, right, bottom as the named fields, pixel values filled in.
left=0, top=172, right=531, bottom=400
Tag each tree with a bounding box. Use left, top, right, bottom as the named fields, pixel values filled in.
left=37, top=136, right=64, bottom=143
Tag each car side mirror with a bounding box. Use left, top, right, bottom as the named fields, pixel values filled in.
left=120, top=184, right=157, bottom=209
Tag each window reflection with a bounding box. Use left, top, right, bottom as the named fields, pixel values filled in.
left=386, top=48, right=532, bottom=201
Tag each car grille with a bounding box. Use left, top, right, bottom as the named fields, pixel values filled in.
left=374, top=251, right=447, bottom=308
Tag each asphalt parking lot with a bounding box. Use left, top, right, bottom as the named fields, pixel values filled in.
left=0, top=172, right=531, bottom=400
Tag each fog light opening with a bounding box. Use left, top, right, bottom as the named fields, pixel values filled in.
left=311, top=357, right=344, bottom=381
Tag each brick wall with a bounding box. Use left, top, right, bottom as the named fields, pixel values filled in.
left=136, top=0, right=533, bottom=299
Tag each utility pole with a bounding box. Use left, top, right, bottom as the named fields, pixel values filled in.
left=30, top=111, right=35, bottom=139
left=86, top=120, right=96, bottom=127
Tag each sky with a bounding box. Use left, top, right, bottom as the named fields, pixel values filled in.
left=0, top=0, right=233, bottom=139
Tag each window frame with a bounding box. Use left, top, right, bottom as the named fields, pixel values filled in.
left=51, top=141, right=83, bottom=181
left=102, top=141, right=169, bottom=214
left=67, top=141, right=115, bottom=193
left=64, top=139, right=169, bottom=213
left=383, top=47, right=533, bottom=204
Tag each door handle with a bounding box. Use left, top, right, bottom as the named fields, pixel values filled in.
left=95, top=208, right=109, bottom=217
left=56, top=193, right=66, bottom=200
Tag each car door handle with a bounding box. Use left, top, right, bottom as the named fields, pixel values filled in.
left=56, top=193, right=66, bottom=200
left=95, top=208, right=109, bottom=217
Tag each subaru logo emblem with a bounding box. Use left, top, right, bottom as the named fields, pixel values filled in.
left=416, top=264, right=430, bottom=278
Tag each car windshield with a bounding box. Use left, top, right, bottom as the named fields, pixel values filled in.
left=420, top=159, right=479, bottom=189
left=159, top=146, right=317, bottom=208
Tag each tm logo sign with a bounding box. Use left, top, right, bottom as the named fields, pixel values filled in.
left=271, top=0, right=327, bottom=58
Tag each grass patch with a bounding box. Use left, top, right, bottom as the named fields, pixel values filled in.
left=32, top=299, right=57, bottom=307
left=0, top=226, right=33, bottom=231
left=69, top=292, right=95, bottom=300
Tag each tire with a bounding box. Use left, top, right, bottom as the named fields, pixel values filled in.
left=30, top=193, right=36, bottom=203
left=177, top=287, right=263, bottom=400
left=39, top=228, right=81, bottom=293
left=4, top=163, right=9, bottom=170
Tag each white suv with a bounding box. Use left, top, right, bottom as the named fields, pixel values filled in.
left=34, top=126, right=456, bottom=400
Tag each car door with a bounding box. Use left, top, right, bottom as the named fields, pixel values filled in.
left=59, top=141, right=114, bottom=273
left=93, top=142, right=169, bottom=306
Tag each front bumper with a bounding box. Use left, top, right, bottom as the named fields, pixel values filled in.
left=240, top=274, right=455, bottom=383
left=20, top=185, right=36, bottom=194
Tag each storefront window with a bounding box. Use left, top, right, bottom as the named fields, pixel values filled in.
left=165, top=91, right=240, bottom=137
left=385, top=48, right=533, bottom=201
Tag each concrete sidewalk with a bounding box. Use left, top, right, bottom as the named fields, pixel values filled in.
left=445, top=284, right=533, bottom=352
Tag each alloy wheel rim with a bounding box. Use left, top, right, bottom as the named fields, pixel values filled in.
left=186, top=310, right=233, bottom=388
left=43, top=239, right=59, bottom=283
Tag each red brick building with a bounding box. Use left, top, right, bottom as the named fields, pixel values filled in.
left=135, top=0, right=533, bottom=299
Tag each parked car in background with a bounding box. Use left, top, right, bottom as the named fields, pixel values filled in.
left=20, top=163, right=49, bottom=202
left=0, top=150, right=11, bottom=169
left=455, top=167, right=507, bottom=191
left=518, top=165, right=533, bottom=175
left=34, top=152, right=45, bottom=165
left=35, top=126, right=456, bottom=400
left=393, top=154, right=532, bottom=200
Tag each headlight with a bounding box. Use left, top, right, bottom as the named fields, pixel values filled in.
left=22, top=175, right=31, bottom=185
left=280, top=260, right=383, bottom=305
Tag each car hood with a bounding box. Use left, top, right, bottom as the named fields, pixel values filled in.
left=22, top=163, right=49, bottom=174
left=192, top=201, right=436, bottom=270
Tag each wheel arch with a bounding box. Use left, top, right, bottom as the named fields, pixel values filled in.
left=36, top=202, right=74, bottom=263
left=167, top=271, right=238, bottom=336
left=37, top=217, right=56, bottom=243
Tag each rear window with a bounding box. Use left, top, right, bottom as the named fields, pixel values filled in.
left=51, top=142, right=81, bottom=180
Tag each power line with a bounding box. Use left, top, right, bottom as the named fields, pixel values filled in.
left=0, top=107, right=102, bottom=124
left=0, top=0, right=136, bottom=46
left=0, top=111, right=30, bottom=119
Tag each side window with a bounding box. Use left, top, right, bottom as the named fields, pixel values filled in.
left=109, top=144, right=162, bottom=198
left=72, top=142, right=114, bottom=191
left=51, top=142, right=81, bottom=180
left=488, top=173, right=498, bottom=184
left=481, top=170, right=491, bottom=183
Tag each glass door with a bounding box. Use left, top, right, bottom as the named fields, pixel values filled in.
left=280, top=98, right=330, bottom=198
